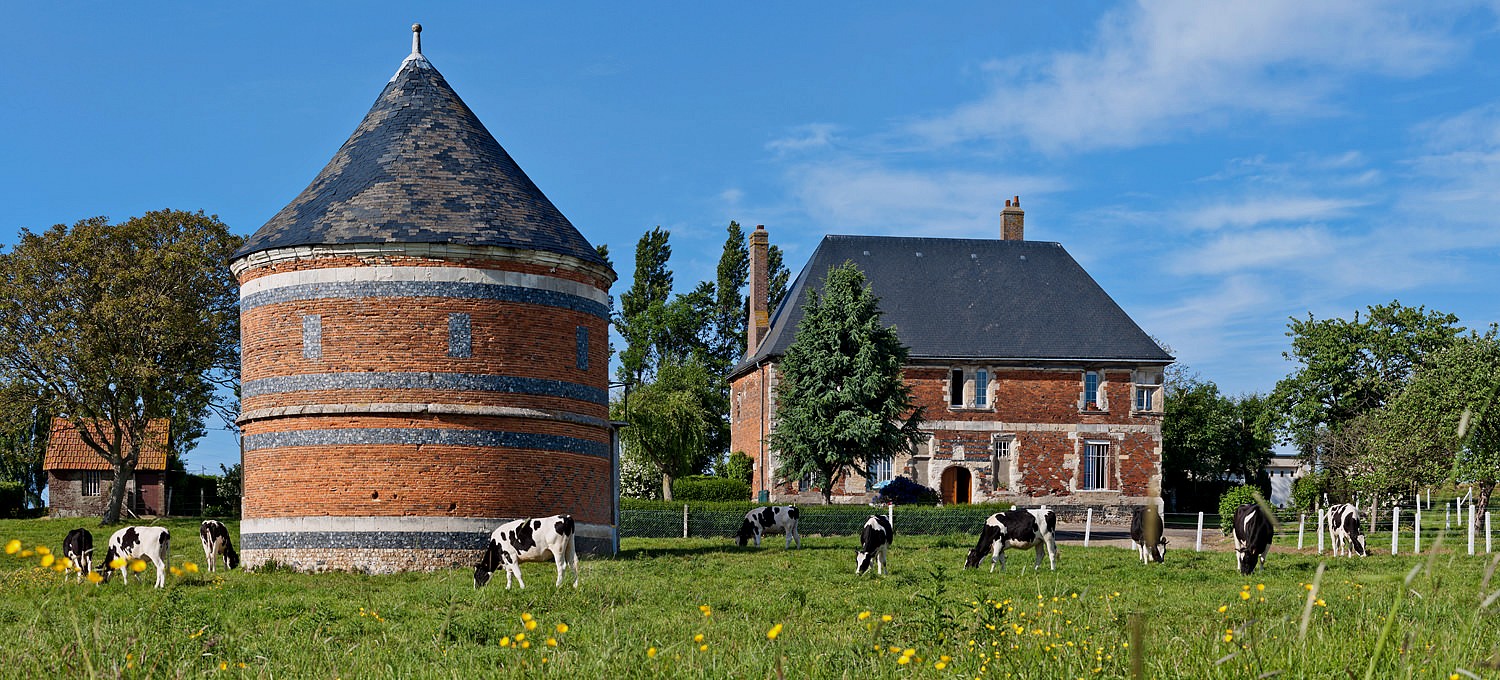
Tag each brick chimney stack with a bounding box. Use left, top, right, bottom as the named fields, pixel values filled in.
left=1001, top=196, right=1024, bottom=241
left=747, top=225, right=770, bottom=352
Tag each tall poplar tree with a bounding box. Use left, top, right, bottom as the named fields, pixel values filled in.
left=769, top=262, right=923, bottom=503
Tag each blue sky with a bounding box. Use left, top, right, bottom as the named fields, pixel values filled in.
left=5, top=3, right=1500, bottom=474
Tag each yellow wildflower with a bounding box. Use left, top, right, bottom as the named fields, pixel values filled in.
left=4, top=539, right=19, bottom=554
left=219, top=662, right=228, bottom=670
left=897, top=656, right=910, bottom=665
left=1217, top=605, right=1227, bottom=613
left=699, top=604, right=712, bottom=617
left=40, top=554, right=55, bottom=568
left=1239, top=591, right=1250, bottom=600
left=881, top=614, right=893, bottom=623
left=86, top=571, right=103, bottom=584
left=19, top=550, right=32, bottom=558
left=767, top=623, right=783, bottom=640
left=109, top=557, right=125, bottom=570
left=524, top=620, right=537, bottom=631
left=130, top=559, right=147, bottom=573
left=694, top=634, right=704, bottom=643
left=520, top=640, right=530, bottom=649
left=547, top=638, right=558, bottom=647
left=499, top=637, right=511, bottom=647
left=36, top=546, right=50, bottom=555
left=184, top=562, right=199, bottom=574
left=555, top=623, right=569, bottom=634
left=647, top=647, right=658, bottom=658
left=521, top=612, right=534, bottom=622
left=858, top=611, right=871, bottom=620
left=515, top=633, right=526, bottom=642
left=170, top=567, right=182, bottom=577
left=698, top=644, right=708, bottom=652
left=1256, top=583, right=1265, bottom=591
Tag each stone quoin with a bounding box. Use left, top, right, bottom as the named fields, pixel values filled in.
left=233, top=25, right=617, bottom=573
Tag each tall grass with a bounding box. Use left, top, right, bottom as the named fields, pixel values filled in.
left=1, top=517, right=1497, bottom=678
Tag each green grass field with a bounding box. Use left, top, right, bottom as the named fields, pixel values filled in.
left=2, top=517, right=1497, bottom=679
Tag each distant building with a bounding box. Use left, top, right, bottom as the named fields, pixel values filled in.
left=1267, top=456, right=1307, bottom=508
left=729, top=199, right=1173, bottom=515
left=233, top=26, right=616, bottom=573
left=44, top=418, right=170, bottom=518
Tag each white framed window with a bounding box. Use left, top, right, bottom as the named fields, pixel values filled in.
left=1135, top=386, right=1157, bottom=411
left=868, top=457, right=893, bottom=484
left=1084, top=372, right=1100, bottom=408
left=1081, top=441, right=1112, bottom=490
left=83, top=470, right=102, bottom=497
left=992, top=435, right=1012, bottom=489
left=975, top=369, right=989, bottom=407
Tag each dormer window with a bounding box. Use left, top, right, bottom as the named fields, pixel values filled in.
left=1133, top=369, right=1163, bottom=413
left=948, top=367, right=993, bottom=410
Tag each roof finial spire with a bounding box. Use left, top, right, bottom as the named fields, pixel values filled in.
left=411, top=23, right=423, bottom=55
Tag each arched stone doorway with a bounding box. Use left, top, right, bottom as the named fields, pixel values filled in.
left=941, top=466, right=972, bottom=505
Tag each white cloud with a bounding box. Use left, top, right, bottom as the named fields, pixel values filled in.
left=786, top=161, right=1064, bottom=236
left=767, top=124, right=840, bottom=155
left=910, top=1, right=1468, bottom=152
left=1180, top=197, right=1366, bottom=231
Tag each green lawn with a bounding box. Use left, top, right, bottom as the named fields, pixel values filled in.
left=1, top=517, right=1497, bottom=678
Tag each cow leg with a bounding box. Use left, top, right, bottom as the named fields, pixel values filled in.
left=1047, top=537, right=1058, bottom=570
left=1034, top=543, right=1044, bottom=570
left=793, top=525, right=801, bottom=549
left=568, top=543, right=580, bottom=588
left=506, top=562, right=526, bottom=590
left=202, top=541, right=214, bottom=573
left=153, top=556, right=167, bottom=589
left=877, top=546, right=887, bottom=576
left=553, top=550, right=566, bottom=587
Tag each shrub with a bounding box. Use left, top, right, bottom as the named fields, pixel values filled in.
left=0, top=481, right=22, bottom=517
left=874, top=476, right=939, bottom=506
left=1218, top=484, right=1264, bottom=534
left=671, top=475, right=750, bottom=502
left=723, top=452, right=754, bottom=487
left=1290, top=470, right=1327, bottom=512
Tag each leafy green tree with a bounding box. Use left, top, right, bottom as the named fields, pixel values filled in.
left=1372, top=330, right=1500, bottom=523
left=769, top=262, right=924, bottom=504
left=709, top=221, right=748, bottom=368
left=1163, top=378, right=1274, bottom=505
left=617, top=357, right=715, bottom=501
left=0, top=211, right=242, bottom=524
left=216, top=462, right=243, bottom=518
left=616, top=227, right=675, bottom=385
left=766, top=244, right=790, bottom=313
left=0, top=381, right=51, bottom=509
left=1269, top=301, right=1462, bottom=466
left=721, top=451, right=755, bottom=487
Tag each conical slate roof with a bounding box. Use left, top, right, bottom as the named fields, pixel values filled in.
left=237, top=29, right=605, bottom=266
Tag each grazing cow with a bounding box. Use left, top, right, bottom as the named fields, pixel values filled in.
left=199, top=520, right=240, bottom=572
left=101, top=526, right=171, bottom=588
left=1231, top=503, right=1274, bottom=575
left=62, top=528, right=94, bottom=582
left=473, top=515, right=579, bottom=589
left=1326, top=503, right=1368, bottom=557
left=735, top=506, right=801, bottom=548
left=964, top=508, right=1058, bottom=572
left=855, top=515, right=893, bottom=575
left=1130, top=506, right=1167, bottom=564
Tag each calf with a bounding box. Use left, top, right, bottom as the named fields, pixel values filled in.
left=735, top=506, right=801, bottom=548
left=199, top=519, right=240, bottom=572
left=101, top=526, right=170, bottom=588
left=473, top=515, right=579, bottom=589
left=1232, top=503, right=1274, bottom=575
left=964, top=508, right=1058, bottom=572
left=1130, top=506, right=1167, bottom=564
left=855, top=515, right=893, bottom=575
left=62, top=528, right=94, bottom=582
left=1326, top=503, right=1367, bottom=557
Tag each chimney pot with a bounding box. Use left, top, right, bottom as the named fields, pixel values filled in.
left=1001, top=195, right=1025, bottom=241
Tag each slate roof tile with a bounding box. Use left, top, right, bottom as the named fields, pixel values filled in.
left=42, top=418, right=170, bottom=472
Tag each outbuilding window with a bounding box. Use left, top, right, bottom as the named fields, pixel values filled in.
left=1081, top=441, right=1112, bottom=490
left=83, top=470, right=102, bottom=497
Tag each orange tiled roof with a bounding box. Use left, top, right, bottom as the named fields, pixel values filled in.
left=42, top=418, right=170, bottom=471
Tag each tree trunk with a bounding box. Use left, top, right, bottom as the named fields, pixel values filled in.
left=101, top=458, right=135, bottom=525
left=661, top=472, right=674, bottom=502
left=1474, top=480, right=1495, bottom=534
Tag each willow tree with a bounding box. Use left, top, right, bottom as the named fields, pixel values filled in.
left=618, top=357, right=714, bottom=501
left=0, top=211, right=241, bottom=524
left=770, top=262, right=923, bottom=504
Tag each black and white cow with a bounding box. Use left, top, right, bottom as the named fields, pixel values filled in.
left=473, top=515, right=579, bottom=590
left=101, top=526, right=171, bottom=588
left=62, top=528, right=94, bottom=582
left=964, top=508, right=1058, bottom=572
left=1231, top=503, right=1274, bottom=575
left=1130, top=506, right=1167, bottom=564
left=735, top=506, right=801, bottom=548
left=1326, top=503, right=1368, bottom=557
left=199, top=519, right=239, bottom=572
left=855, top=515, right=893, bottom=575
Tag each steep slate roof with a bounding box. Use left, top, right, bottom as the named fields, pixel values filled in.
left=733, top=235, right=1172, bottom=376
left=42, top=418, right=170, bottom=472
left=237, top=40, right=606, bottom=267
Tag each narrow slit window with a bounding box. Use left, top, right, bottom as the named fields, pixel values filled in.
left=448, top=313, right=472, bottom=358
left=1084, top=372, right=1100, bottom=408
left=576, top=326, right=589, bottom=370
left=302, top=315, right=322, bottom=360
left=949, top=369, right=964, bottom=406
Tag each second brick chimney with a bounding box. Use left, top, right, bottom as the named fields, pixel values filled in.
left=1001, top=196, right=1024, bottom=241
left=747, top=225, right=770, bottom=352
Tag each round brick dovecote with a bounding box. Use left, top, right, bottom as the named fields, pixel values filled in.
left=233, top=30, right=617, bottom=574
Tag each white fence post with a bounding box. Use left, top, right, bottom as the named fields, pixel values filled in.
left=1486, top=512, right=1492, bottom=554
left=1469, top=503, right=1476, bottom=556
left=1446, top=504, right=1451, bottom=529
left=683, top=504, right=689, bottom=539
left=1390, top=507, right=1400, bottom=556
left=1317, top=509, right=1325, bottom=554
left=1297, top=513, right=1306, bottom=550
left=1084, top=508, right=1094, bottom=548
left=887, top=502, right=893, bottom=526
left=1415, top=508, right=1422, bottom=554
left=1195, top=512, right=1204, bottom=552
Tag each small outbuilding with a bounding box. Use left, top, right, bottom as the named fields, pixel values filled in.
left=44, top=418, right=170, bottom=518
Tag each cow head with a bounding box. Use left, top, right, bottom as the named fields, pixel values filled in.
left=473, top=543, right=500, bottom=588
left=855, top=548, right=876, bottom=574
left=1146, top=538, right=1167, bottom=563
left=963, top=523, right=1004, bottom=569
left=225, top=550, right=241, bottom=570
left=1235, top=548, right=1258, bottom=576
left=735, top=520, right=756, bottom=547
left=1350, top=533, right=1368, bottom=557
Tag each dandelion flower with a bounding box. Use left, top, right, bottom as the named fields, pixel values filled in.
left=1224, top=633, right=1234, bottom=642
left=4, top=539, right=19, bottom=555
left=520, top=640, right=531, bottom=649
left=1239, top=591, right=1250, bottom=600
left=219, top=662, right=228, bottom=670
left=1217, top=605, right=1227, bottom=613
left=1256, top=583, right=1265, bottom=591
left=522, top=612, right=534, bottom=622
left=546, top=638, right=558, bottom=647
left=19, top=550, right=32, bottom=558
left=130, top=559, right=147, bottom=573
left=36, top=546, right=50, bottom=555
left=108, top=557, right=125, bottom=570
left=525, top=620, right=537, bottom=631
left=698, top=644, right=708, bottom=652
left=858, top=611, right=871, bottom=621
left=766, top=623, right=783, bottom=640
left=555, top=623, right=569, bottom=634
left=647, top=647, right=657, bottom=658
left=881, top=614, right=893, bottom=623
left=184, top=562, right=199, bottom=574
left=694, top=634, right=704, bottom=643
left=170, top=567, right=183, bottom=577
left=499, top=637, right=511, bottom=647
left=515, top=633, right=526, bottom=642
left=86, top=571, right=103, bottom=584
left=699, top=605, right=712, bottom=617
left=61, top=557, right=72, bottom=569
left=40, top=554, right=55, bottom=568
left=897, top=656, right=911, bottom=665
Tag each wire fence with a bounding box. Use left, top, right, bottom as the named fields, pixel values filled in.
left=624, top=506, right=1072, bottom=539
